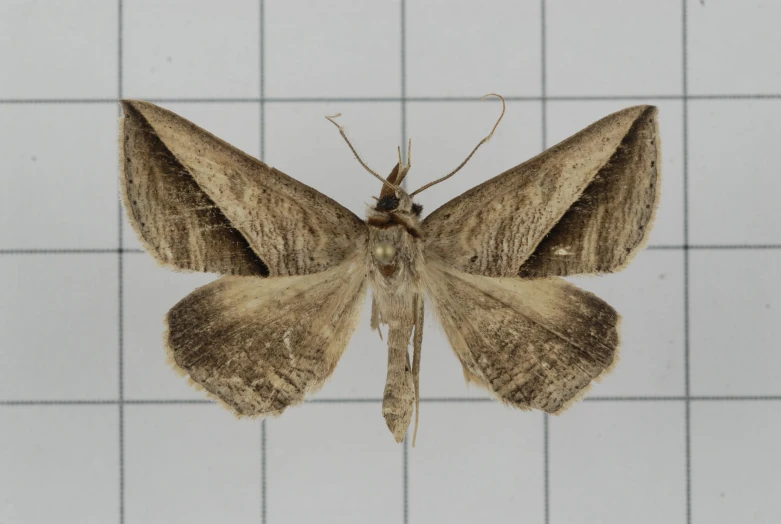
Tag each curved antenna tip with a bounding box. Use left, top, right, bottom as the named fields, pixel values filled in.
left=410, top=92, right=506, bottom=196
left=325, top=113, right=343, bottom=129
left=480, top=93, right=505, bottom=143
left=325, top=112, right=400, bottom=194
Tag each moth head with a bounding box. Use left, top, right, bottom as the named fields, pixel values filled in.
left=374, top=188, right=423, bottom=218
left=327, top=95, right=506, bottom=222
left=374, top=162, right=423, bottom=218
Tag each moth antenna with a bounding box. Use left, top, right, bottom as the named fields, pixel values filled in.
left=325, top=113, right=400, bottom=193
left=410, top=93, right=505, bottom=196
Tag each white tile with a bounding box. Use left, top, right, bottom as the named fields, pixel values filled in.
left=122, top=215, right=142, bottom=251
left=689, top=1, right=781, bottom=95
left=688, top=100, right=781, bottom=245
left=120, top=102, right=262, bottom=250
left=0, top=0, right=117, bottom=98
left=567, top=250, right=685, bottom=397
left=0, top=255, right=118, bottom=400
left=546, top=0, right=682, bottom=96
left=547, top=100, right=684, bottom=246
left=409, top=404, right=544, bottom=524
left=405, top=100, right=542, bottom=223
left=124, top=404, right=261, bottom=524
left=123, top=0, right=260, bottom=98
left=406, top=0, right=540, bottom=97
left=267, top=403, right=402, bottom=524
left=692, top=402, right=781, bottom=523
left=0, top=104, right=119, bottom=249
left=123, top=255, right=216, bottom=400
left=690, top=250, right=781, bottom=395
left=550, top=402, right=686, bottom=524
left=265, top=0, right=401, bottom=98
left=0, top=406, right=119, bottom=524
left=265, top=101, right=402, bottom=219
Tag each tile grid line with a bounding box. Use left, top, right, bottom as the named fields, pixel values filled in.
left=2, top=395, right=781, bottom=407
left=540, top=2, right=550, bottom=523
left=4, top=94, right=781, bottom=104
left=259, top=1, right=267, bottom=523
left=400, top=2, right=409, bottom=523
left=0, top=244, right=778, bottom=256
left=117, top=1, right=126, bottom=524
left=0, top=10, right=775, bottom=524
left=2, top=10, right=772, bottom=524
left=682, top=1, right=692, bottom=523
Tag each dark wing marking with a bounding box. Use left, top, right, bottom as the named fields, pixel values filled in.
left=422, top=105, right=660, bottom=278
left=120, top=100, right=367, bottom=276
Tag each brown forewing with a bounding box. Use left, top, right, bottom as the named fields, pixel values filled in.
left=421, top=105, right=660, bottom=278
left=519, top=106, right=660, bottom=277
left=120, top=100, right=367, bottom=277
left=120, top=101, right=267, bottom=275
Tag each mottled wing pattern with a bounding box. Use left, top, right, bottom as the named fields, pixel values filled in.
left=425, top=260, right=619, bottom=413
left=120, top=101, right=265, bottom=275
left=120, top=100, right=366, bottom=276
left=166, top=259, right=366, bottom=417
left=422, top=105, right=660, bottom=278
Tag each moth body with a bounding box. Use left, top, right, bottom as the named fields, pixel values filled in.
left=118, top=98, right=661, bottom=444
left=366, top=190, right=425, bottom=441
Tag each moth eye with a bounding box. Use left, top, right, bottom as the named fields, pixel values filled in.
left=376, top=195, right=400, bottom=211
left=373, top=243, right=396, bottom=263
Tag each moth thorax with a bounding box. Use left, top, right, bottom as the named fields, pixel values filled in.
left=373, top=243, right=396, bottom=264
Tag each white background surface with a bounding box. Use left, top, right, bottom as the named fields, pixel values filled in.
left=1, top=1, right=780, bottom=523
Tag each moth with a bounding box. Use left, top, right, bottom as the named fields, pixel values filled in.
left=119, top=96, right=660, bottom=444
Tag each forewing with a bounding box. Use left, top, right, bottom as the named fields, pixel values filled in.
left=165, top=260, right=366, bottom=417
left=425, top=261, right=619, bottom=413
left=120, top=100, right=366, bottom=276
left=422, top=105, right=660, bottom=278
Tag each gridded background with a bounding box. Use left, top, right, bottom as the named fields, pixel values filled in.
left=1, top=1, right=780, bottom=523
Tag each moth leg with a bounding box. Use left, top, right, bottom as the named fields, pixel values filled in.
left=411, top=294, right=424, bottom=447
left=370, top=295, right=384, bottom=341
